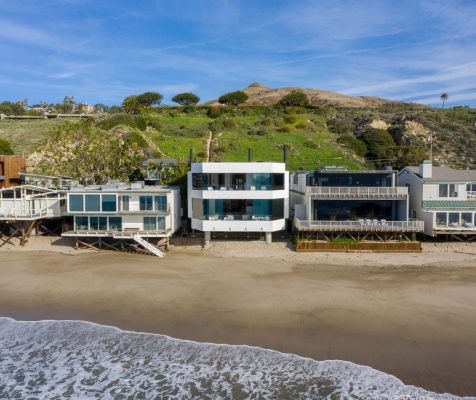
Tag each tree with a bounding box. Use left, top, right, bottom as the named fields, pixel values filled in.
left=440, top=93, right=448, bottom=108
left=0, top=101, right=26, bottom=115
left=35, top=121, right=146, bottom=184
left=360, top=128, right=396, bottom=168
left=218, top=90, right=248, bottom=106
left=122, top=95, right=142, bottom=114
left=135, top=92, right=163, bottom=107
left=278, top=90, right=310, bottom=107
left=57, top=96, right=76, bottom=113
left=172, top=92, right=200, bottom=106
left=0, top=138, right=14, bottom=155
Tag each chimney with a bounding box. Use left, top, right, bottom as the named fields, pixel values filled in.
left=419, top=160, right=432, bottom=178
left=248, top=148, right=252, bottom=162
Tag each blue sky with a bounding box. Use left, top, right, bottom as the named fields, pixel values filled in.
left=1, top=0, right=476, bottom=107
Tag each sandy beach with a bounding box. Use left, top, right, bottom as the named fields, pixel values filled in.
left=1, top=237, right=476, bottom=396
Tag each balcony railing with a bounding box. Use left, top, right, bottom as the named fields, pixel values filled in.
left=467, top=191, right=476, bottom=200
left=294, top=218, right=424, bottom=232
left=198, top=214, right=280, bottom=221
left=307, top=186, right=408, bottom=199
left=193, top=185, right=284, bottom=191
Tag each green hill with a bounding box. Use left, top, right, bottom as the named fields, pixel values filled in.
left=0, top=85, right=475, bottom=180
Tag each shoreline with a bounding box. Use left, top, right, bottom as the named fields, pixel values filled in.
left=1, top=239, right=476, bottom=396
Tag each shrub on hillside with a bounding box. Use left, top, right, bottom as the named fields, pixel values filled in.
left=337, top=135, right=368, bottom=157
left=172, top=92, right=200, bottom=106
left=278, top=91, right=310, bottom=107
left=0, top=138, right=14, bottom=154
left=218, top=91, right=249, bottom=106
left=97, top=114, right=147, bottom=131
left=207, top=107, right=224, bottom=118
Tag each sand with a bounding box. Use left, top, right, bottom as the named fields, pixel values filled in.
left=0, top=237, right=476, bottom=396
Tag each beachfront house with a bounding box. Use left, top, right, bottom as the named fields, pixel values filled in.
left=290, top=166, right=423, bottom=241
left=398, top=161, right=476, bottom=240
left=187, top=162, right=289, bottom=245
left=62, top=182, right=181, bottom=254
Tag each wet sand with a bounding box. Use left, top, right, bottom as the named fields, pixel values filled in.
left=0, top=246, right=475, bottom=396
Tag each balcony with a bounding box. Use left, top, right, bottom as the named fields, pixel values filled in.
left=307, top=186, right=408, bottom=200
left=193, top=184, right=284, bottom=191
left=467, top=191, right=476, bottom=200
left=294, top=218, right=424, bottom=233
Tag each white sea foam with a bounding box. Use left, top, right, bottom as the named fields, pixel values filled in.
left=0, top=317, right=472, bottom=399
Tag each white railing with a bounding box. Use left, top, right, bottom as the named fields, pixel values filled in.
left=307, top=186, right=408, bottom=198
left=467, top=191, right=476, bottom=199
left=294, top=218, right=424, bottom=232
left=0, top=207, right=54, bottom=220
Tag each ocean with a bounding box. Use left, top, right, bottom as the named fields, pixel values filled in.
left=0, top=317, right=471, bottom=399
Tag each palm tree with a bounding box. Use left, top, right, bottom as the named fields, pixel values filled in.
left=440, top=93, right=448, bottom=108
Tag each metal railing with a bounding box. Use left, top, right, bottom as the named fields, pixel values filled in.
left=294, top=218, right=424, bottom=232
left=467, top=191, right=476, bottom=199
left=203, top=214, right=275, bottom=221
left=193, top=185, right=284, bottom=191
left=0, top=207, right=54, bottom=220
left=307, top=186, right=408, bottom=198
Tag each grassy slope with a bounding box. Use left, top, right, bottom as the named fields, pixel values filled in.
left=0, top=119, right=62, bottom=155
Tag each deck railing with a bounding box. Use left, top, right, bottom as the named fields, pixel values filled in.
left=467, top=191, right=476, bottom=200
left=307, top=186, right=408, bottom=198
left=294, top=218, right=424, bottom=232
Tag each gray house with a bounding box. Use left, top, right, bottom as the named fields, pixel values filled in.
left=398, top=161, right=476, bottom=239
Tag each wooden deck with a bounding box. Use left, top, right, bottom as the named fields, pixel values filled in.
left=62, top=229, right=172, bottom=238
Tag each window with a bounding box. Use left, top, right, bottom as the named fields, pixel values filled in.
left=154, top=196, right=167, bottom=211
left=439, top=184, right=448, bottom=197
left=75, top=216, right=89, bottom=230
left=436, top=212, right=447, bottom=226
left=89, top=216, right=107, bottom=230
left=461, top=213, right=472, bottom=225
left=121, top=196, right=130, bottom=211
left=102, top=195, right=117, bottom=212
left=449, top=184, right=457, bottom=198
left=143, top=216, right=156, bottom=230
left=85, top=195, right=101, bottom=212
left=293, top=174, right=298, bottom=185
left=69, top=195, right=84, bottom=212
left=157, top=217, right=165, bottom=230
left=448, top=212, right=459, bottom=226
left=109, top=217, right=122, bottom=231
left=140, top=196, right=153, bottom=211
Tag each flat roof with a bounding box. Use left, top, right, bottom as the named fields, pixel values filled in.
left=406, top=166, right=476, bottom=181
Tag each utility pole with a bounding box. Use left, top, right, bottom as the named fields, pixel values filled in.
left=429, top=131, right=434, bottom=161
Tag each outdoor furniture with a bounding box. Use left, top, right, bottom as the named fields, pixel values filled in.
left=207, top=186, right=214, bottom=191
left=250, top=186, right=256, bottom=191
left=449, top=222, right=459, bottom=228
left=380, top=219, right=387, bottom=226
left=261, top=186, right=267, bottom=190
left=464, top=222, right=475, bottom=228
left=220, top=187, right=226, bottom=191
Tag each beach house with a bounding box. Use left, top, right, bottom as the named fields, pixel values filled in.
left=62, top=181, right=181, bottom=254
left=187, top=162, right=289, bottom=244
left=398, top=161, right=476, bottom=239
left=290, top=167, right=423, bottom=241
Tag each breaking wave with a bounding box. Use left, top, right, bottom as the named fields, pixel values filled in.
left=0, top=317, right=471, bottom=399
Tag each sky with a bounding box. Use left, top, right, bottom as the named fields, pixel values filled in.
left=1, top=0, right=476, bottom=107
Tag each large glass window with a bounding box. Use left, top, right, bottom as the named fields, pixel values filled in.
left=121, top=196, right=130, bottom=211
left=436, top=212, right=447, bottom=226
left=253, top=200, right=272, bottom=216
left=109, top=217, right=122, bottom=231
left=157, top=217, right=165, bottom=230
left=252, top=173, right=271, bottom=188
left=140, top=196, right=153, bottom=211
left=75, top=216, right=89, bottom=230
left=439, top=184, right=448, bottom=197
left=448, top=212, right=459, bottom=226
left=89, top=216, right=107, bottom=230
left=85, top=195, right=101, bottom=212
left=143, top=216, right=156, bottom=230
left=102, top=195, right=117, bottom=212
left=192, top=173, right=209, bottom=189
left=314, top=200, right=393, bottom=221
left=461, top=213, right=472, bottom=225
left=69, top=195, right=84, bottom=212
left=154, top=196, right=167, bottom=211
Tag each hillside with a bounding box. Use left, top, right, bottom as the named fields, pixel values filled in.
left=208, top=83, right=422, bottom=109
left=0, top=85, right=475, bottom=182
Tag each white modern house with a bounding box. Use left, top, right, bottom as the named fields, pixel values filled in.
left=290, top=167, right=424, bottom=240
left=62, top=182, right=181, bottom=254
left=187, top=162, right=289, bottom=244
left=399, top=161, right=476, bottom=239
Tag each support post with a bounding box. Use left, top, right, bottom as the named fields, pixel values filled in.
left=204, top=231, right=211, bottom=247
left=265, top=231, right=272, bottom=244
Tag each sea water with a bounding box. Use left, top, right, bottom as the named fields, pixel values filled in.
left=0, top=317, right=472, bottom=399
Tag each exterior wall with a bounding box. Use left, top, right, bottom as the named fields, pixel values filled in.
left=68, top=187, right=181, bottom=234
left=0, top=156, right=27, bottom=188
left=188, top=163, right=289, bottom=233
